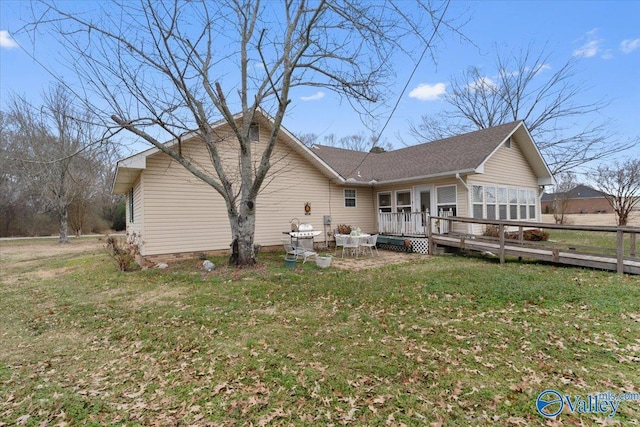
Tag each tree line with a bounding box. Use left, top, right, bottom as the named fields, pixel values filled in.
left=0, top=85, right=124, bottom=240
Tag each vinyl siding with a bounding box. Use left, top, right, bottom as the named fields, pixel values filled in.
left=136, top=123, right=373, bottom=256
left=469, top=136, right=537, bottom=186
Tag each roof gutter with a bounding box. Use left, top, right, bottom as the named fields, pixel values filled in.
left=456, top=173, right=469, bottom=191
left=362, top=168, right=478, bottom=186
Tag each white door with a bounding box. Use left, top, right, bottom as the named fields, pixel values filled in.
left=414, top=185, right=433, bottom=233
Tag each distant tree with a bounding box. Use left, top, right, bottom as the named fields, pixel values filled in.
left=6, top=85, right=105, bottom=242
left=409, top=45, right=634, bottom=175
left=552, top=171, right=578, bottom=224
left=25, top=1, right=457, bottom=265
left=298, top=131, right=393, bottom=152
left=593, top=159, right=640, bottom=226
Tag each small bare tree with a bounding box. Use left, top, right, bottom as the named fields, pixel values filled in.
left=409, top=45, right=634, bottom=175
left=551, top=171, right=578, bottom=224
left=593, top=159, right=640, bottom=226
left=23, top=0, right=457, bottom=266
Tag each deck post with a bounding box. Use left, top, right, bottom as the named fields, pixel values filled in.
left=499, top=223, right=505, bottom=264
left=427, top=216, right=434, bottom=255
left=518, top=226, right=524, bottom=242
left=631, top=232, right=637, bottom=258
left=616, top=229, right=624, bottom=274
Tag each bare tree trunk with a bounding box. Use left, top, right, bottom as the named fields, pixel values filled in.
left=58, top=207, right=69, bottom=244
left=228, top=202, right=257, bottom=267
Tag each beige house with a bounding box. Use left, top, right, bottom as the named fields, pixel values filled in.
left=113, top=110, right=553, bottom=261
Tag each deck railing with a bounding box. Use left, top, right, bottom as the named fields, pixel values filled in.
left=427, top=215, right=639, bottom=275
left=378, top=209, right=454, bottom=235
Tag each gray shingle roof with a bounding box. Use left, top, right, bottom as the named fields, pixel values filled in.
left=311, top=121, right=522, bottom=183
left=541, top=184, right=604, bottom=201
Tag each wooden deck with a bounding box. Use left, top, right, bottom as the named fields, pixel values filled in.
left=427, top=216, right=640, bottom=275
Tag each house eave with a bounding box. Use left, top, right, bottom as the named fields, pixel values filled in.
left=112, top=165, right=144, bottom=194
left=357, top=168, right=478, bottom=186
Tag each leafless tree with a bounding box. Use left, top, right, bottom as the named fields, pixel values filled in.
left=593, top=159, right=640, bottom=226
left=551, top=171, right=578, bottom=224
left=23, top=0, right=457, bottom=266
left=6, top=85, right=103, bottom=243
left=298, top=131, right=393, bottom=152
left=409, top=45, right=634, bottom=175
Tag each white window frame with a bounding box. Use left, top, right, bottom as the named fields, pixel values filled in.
left=344, top=188, right=357, bottom=208
left=377, top=191, right=392, bottom=213
left=436, top=185, right=457, bottom=216
left=472, top=184, right=483, bottom=219
left=498, top=187, right=508, bottom=220
left=471, top=184, right=537, bottom=221
left=395, top=189, right=412, bottom=213
left=486, top=185, right=497, bottom=220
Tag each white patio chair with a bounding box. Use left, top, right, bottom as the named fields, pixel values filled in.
left=296, top=238, right=317, bottom=263
left=334, top=234, right=346, bottom=256
left=360, top=234, right=379, bottom=257
left=283, top=239, right=303, bottom=259
left=341, top=235, right=360, bottom=258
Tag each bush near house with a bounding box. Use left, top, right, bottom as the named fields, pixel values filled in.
left=483, top=225, right=549, bottom=241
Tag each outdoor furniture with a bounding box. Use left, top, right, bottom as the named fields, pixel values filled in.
left=344, top=235, right=361, bottom=258
left=283, top=239, right=317, bottom=263
left=334, top=234, right=347, bottom=257
left=360, top=234, right=379, bottom=257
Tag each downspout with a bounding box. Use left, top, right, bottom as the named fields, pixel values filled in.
left=456, top=173, right=471, bottom=234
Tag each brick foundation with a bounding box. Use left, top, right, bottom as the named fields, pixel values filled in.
left=138, top=244, right=282, bottom=267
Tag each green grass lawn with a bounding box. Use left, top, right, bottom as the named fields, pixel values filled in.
left=1, top=243, right=639, bottom=426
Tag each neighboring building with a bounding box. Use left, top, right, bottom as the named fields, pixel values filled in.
left=113, top=110, right=553, bottom=262
left=541, top=184, right=612, bottom=214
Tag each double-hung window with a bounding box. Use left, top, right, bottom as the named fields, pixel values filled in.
left=498, top=187, right=508, bottom=220
left=486, top=186, right=497, bottom=220
left=472, top=185, right=483, bottom=219
left=344, top=189, right=356, bottom=208
left=396, top=190, right=411, bottom=213
left=378, top=192, right=392, bottom=213
left=436, top=185, right=457, bottom=216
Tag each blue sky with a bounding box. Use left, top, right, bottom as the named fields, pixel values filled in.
left=1, top=1, right=638, bottom=164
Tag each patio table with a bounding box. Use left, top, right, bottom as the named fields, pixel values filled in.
left=335, top=233, right=370, bottom=258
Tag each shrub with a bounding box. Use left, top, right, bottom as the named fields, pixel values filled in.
left=522, top=229, right=549, bottom=241
left=483, top=225, right=549, bottom=242
left=483, top=225, right=501, bottom=238
left=104, top=233, right=140, bottom=271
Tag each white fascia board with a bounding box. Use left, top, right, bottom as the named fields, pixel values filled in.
left=370, top=168, right=478, bottom=186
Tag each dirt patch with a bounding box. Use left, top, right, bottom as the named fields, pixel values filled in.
left=0, top=237, right=105, bottom=284
left=0, top=237, right=104, bottom=263
left=329, top=251, right=427, bottom=271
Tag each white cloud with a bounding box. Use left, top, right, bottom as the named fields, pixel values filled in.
left=620, top=38, right=640, bottom=54
left=300, top=91, right=325, bottom=101
left=300, top=91, right=324, bottom=101
left=0, top=30, right=18, bottom=49
left=573, top=40, right=601, bottom=58
left=408, top=82, right=447, bottom=101
left=573, top=29, right=602, bottom=58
